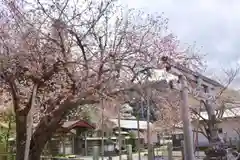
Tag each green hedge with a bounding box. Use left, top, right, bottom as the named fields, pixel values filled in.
left=0, top=153, right=15, bottom=160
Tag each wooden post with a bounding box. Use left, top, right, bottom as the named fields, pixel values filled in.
left=84, top=132, right=88, bottom=156
left=118, top=106, right=122, bottom=160
left=167, top=142, right=173, bottom=160
left=127, top=144, right=133, bottom=160
left=137, top=112, right=141, bottom=160
left=237, top=140, right=240, bottom=152
left=146, top=86, right=153, bottom=160
left=235, top=137, right=238, bottom=147
left=93, top=146, right=99, bottom=160
left=101, top=99, right=105, bottom=160
left=72, top=136, right=75, bottom=155
left=157, top=135, right=160, bottom=156
left=181, top=140, right=185, bottom=160
left=148, top=144, right=154, bottom=160
left=179, top=76, right=195, bottom=160
left=229, top=137, right=232, bottom=147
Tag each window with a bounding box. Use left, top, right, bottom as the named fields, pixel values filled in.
left=179, top=134, right=183, bottom=139
left=157, top=134, right=161, bottom=142
left=104, top=131, right=107, bottom=137
left=218, top=128, right=223, bottom=134
left=175, top=135, right=179, bottom=140
left=176, top=135, right=180, bottom=140
left=87, top=131, right=93, bottom=137
left=175, top=134, right=183, bottom=140
left=202, top=85, right=208, bottom=93
left=97, top=131, right=101, bottom=137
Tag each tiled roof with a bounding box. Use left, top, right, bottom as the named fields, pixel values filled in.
left=62, top=120, right=95, bottom=129
left=199, top=107, right=240, bottom=120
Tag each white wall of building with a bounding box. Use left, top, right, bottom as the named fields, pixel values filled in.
left=218, top=118, right=240, bottom=140
left=192, top=118, right=240, bottom=146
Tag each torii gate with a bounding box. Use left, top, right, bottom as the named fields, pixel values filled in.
left=161, top=56, right=225, bottom=160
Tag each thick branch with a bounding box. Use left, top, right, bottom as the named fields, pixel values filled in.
left=41, top=60, right=62, bottom=82
left=24, top=84, right=38, bottom=160
left=68, top=30, right=88, bottom=71
left=58, top=32, right=77, bottom=93
left=7, top=78, right=20, bottom=113
left=23, top=84, right=39, bottom=114
left=216, top=67, right=240, bottom=98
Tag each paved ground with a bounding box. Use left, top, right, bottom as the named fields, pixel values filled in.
left=79, top=151, right=205, bottom=160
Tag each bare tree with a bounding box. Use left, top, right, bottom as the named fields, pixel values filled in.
left=191, top=67, right=240, bottom=142
left=0, top=0, right=201, bottom=160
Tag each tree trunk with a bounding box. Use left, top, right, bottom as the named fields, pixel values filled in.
left=24, top=108, right=33, bottom=160
left=15, top=111, right=45, bottom=160
left=28, top=134, right=47, bottom=160
left=15, top=113, right=27, bottom=160
left=15, top=111, right=61, bottom=160
left=14, top=95, right=90, bottom=160
left=28, top=150, right=42, bottom=160
left=15, top=125, right=44, bottom=160
left=24, top=84, right=38, bottom=160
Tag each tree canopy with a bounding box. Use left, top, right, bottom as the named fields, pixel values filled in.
left=0, top=0, right=201, bottom=159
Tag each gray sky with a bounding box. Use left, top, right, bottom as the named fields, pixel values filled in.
left=120, top=0, right=240, bottom=88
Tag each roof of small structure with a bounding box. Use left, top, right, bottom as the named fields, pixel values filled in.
left=61, top=120, right=95, bottom=130
left=199, top=107, right=240, bottom=120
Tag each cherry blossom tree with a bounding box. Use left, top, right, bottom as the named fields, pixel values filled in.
left=0, top=0, right=200, bottom=159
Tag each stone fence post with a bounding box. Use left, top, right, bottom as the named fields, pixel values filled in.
left=167, top=142, right=173, bottom=160
left=93, top=146, right=99, bottom=160
left=127, top=144, right=132, bottom=160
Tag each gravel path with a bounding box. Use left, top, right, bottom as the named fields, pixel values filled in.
left=79, top=152, right=205, bottom=160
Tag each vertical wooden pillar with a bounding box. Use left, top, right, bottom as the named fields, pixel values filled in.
left=84, top=132, right=88, bottom=156
left=146, top=87, right=153, bottom=160
left=229, top=137, right=232, bottom=147
left=137, top=114, right=141, bottom=160
left=181, top=140, right=185, bottom=160
left=237, top=140, right=240, bottom=152
left=179, top=76, right=195, bottom=160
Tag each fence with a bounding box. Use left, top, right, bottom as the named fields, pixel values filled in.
left=2, top=137, right=240, bottom=160
left=0, top=143, right=206, bottom=160
left=153, top=143, right=205, bottom=160
left=3, top=139, right=240, bottom=160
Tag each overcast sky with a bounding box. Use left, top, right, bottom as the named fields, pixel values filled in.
left=120, top=0, right=240, bottom=88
